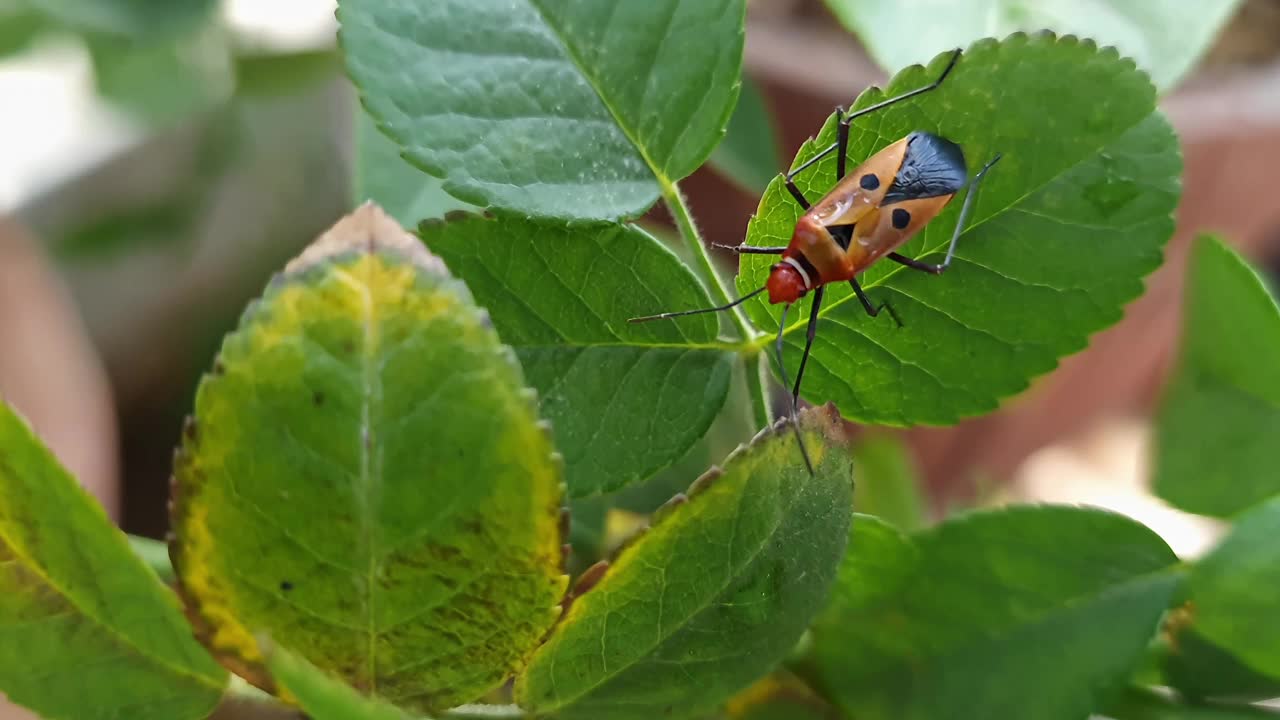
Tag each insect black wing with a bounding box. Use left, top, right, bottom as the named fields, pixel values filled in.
left=882, top=132, right=967, bottom=204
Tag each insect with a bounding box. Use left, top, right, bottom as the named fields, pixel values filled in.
left=630, top=48, right=1002, bottom=473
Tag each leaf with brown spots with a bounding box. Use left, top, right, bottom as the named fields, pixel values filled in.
left=169, top=203, right=567, bottom=714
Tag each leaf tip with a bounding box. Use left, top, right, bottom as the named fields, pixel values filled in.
left=285, top=201, right=446, bottom=277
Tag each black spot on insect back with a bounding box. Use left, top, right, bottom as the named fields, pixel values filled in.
left=859, top=173, right=880, bottom=190
left=892, top=208, right=911, bottom=229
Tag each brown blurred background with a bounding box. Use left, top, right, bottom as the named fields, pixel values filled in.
left=2, top=0, right=1279, bottom=717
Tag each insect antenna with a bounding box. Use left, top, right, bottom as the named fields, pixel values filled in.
left=627, top=285, right=767, bottom=323
left=773, top=303, right=816, bottom=475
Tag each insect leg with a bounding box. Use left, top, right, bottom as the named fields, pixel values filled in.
left=788, top=48, right=962, bottom=187
left=887, top=152, right=1003, bottom=275
left=628, top=285, right=767, bottom=323
left=849, top=278, right=903, bottom=327
left=784, top=176, right=811, bottom=210
left=773, top=295, right=819, bottom=475
left=791, top=286, right=824, bottom=410
left=792, top=287, right=825, bottom=474
left=836, top=106, right=850, bottom=179
left=840, top=48, right=960, bottom=125
left=710, top=243, right=787, bottom=255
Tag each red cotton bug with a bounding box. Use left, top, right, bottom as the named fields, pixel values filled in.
left=630, top=48, right=1003, bottom=474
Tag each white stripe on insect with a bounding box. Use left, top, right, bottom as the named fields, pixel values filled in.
left=782, top=256, right=812, bottom=289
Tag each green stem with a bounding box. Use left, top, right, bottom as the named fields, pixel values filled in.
left=128, top=534, right=174, bottom=583
left=660, top=180, right=774, bottom=424
left=745, top=352, right=772, bottom=427
left=659, top=180, right=754, bottom=341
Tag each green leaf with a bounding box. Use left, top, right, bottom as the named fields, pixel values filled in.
left=739, top=33, right=1180, bottom=426
left=266, top=641, right=410, bottom=720
left=609, top=356, right=761, bottom=514
left=338, top=0, right=746, bottom=220
left=420, top=213, right=735, bottom=497
left=515, top=405, right=854, bottom=719
left=1102, top=687, right=1280, bottom=720
left=1154, top=235, right=1280, bottom=517
left=1178, top=496, right=1280, bottom=683
left=809, top=507, right=1180, bottom=720
left=709, top=76, right=781, bottom=195
left=823, top=0, right=1242, bottom=91
left=27, top=0, right=216, bottom=38
left=1162, top=627, right=1280, bottom=703
left=355, top=111, right=476, bottom=229
left=234, top=49, right=342, bottom=98
left=169, top=204, right=568, bottom=714
left=0, top=398, right=227, bottom=720
left=566, top=495, right=610, bottom=575
left=87, top=23, right=234, bottom=123
left=0, top=5, right=46, bottom=58
left=851, top=433, right=924, bottom=530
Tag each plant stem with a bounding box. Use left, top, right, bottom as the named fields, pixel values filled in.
left=660, top=179, right=775, bottom=424
left=745, top=352, right=772, bottom=427
left=659, top=180, right=754, bottom=341
left=128, top=534, right=174, bottom=583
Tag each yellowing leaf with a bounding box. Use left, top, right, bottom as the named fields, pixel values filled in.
left=0, top=400, right=226, bottom=720
left=170, top=204, right=567, bottom=713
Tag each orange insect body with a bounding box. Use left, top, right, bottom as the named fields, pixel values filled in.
left=767, top=132, right=969, bottom=304
left=629, top=48, right=1002, bottom=476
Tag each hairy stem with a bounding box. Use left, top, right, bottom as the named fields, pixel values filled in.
left=660, top=180, right=754, bottom=340
left=660, top=180, right=774, bottom=425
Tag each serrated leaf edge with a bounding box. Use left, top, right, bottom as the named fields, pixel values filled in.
left=167, top=202, right=569, bottom=699
left=514, top=402, right=851, bottom=712
left=740, top=30, right=1180, bottom=426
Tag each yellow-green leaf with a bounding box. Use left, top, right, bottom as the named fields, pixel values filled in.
left=0, top=399, right=226, bottom=720
left=169, top=204, right=567, bottom=713
left=516, top=405, right=854, bottom=719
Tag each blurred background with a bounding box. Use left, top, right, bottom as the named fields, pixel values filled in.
left=0, top=0, right=1278, bottom=657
